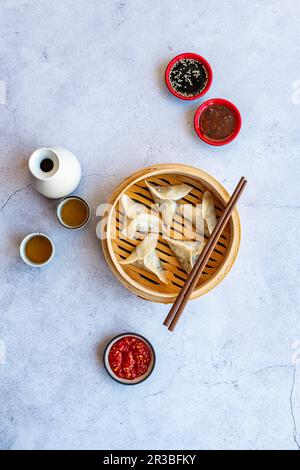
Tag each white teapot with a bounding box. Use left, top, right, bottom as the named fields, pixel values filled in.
left=29, top=147, right=81, bottom=199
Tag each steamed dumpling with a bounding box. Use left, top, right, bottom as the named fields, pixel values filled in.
left=120, top=235, right=168, bottom=284
left=120, top=235, right=157, bottom=264
left=156, top=199, right=177, bottom=231
left=180, top=191, right=217, bottom=236
left=164, top=235, right=205, bottom=274
left=120, top=194, right=148, bottom=219
left=145, top=181, right=192, bottom=230
left=137, top=250, right=168, bottom=284
left=126, top=213, right=160, bottom=239
left=145, top=182, right=192, bottom=200
left=202, top=191, right=217, bottom=234
left=120, top=194, right=152, bottom=238
left=180, top=204, right=205, bottom=237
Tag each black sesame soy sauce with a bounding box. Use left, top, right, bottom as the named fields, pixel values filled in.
left=169, top=58, right=208, bottom=97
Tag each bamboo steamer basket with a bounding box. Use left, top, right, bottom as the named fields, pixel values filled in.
left=101, top=164, right=241, bottom=303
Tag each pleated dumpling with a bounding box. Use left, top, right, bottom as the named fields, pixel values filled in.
left=164, top=235, right=205, bottom=274
left=202, top=191, right=217, bottom=234
left=140, top=250, right=168, bottom=284
left=120, top=194, right=148, bottom=219
left=126, top=213, right=160, bottom=239
left=179, top=191, right=217, bottom=236
left=145, top=182, right=192, bottom=200
left=120, top=235, right=168, bottom=284
left=180, top=204, right=205, bottom=237
left=145, top=181, right=192, bottom=231
left=120, top=194, right=159, bottom=239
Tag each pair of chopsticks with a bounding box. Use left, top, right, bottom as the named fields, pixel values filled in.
left=163, top=177, right=247, bottom=332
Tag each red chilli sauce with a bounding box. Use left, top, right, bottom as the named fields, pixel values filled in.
left=108, top=336, right=152, bottom=380
left=200, top=104, right=236, bottom=141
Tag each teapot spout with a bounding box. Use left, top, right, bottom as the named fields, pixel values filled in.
left=29, top=148, right=59, bottom=181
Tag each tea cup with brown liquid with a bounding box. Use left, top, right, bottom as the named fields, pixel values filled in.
left=56, top=196, right=91, bottom=230
left=20, top=233, right=55, bottom=267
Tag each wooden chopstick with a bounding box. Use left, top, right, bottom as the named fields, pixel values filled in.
left=163, top=177, right=247, bottom=332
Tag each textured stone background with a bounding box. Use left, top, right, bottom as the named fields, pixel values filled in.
left=0, top=0, right=299, bottom=450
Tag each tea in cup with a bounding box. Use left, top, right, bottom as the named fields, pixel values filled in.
left=20, top=233, right=55, bottom=267
left=57, top=196, right=91, bottom=230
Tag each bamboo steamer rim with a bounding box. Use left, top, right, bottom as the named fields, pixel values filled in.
left=101, top=163, right=241, bottom=303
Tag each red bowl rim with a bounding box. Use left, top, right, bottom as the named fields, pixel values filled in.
left=165, top=52, right=213, bottom=101
left=194, top=98, right=242, bottom=146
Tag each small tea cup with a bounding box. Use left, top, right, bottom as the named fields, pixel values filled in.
left=56, top=195, right=91, bottom=230
left=20, top=232, right=55, bottom=267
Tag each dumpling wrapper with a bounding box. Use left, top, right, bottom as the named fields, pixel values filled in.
left=145, top=181, right=192, bottom=231
left=120, top=235, right=168, bottom=284
left=145, top=182, right=193, bottom=200
left=135, top=251, right=168, bottom=284
left=202, top=191, right=217, bottom=235
left=156, top=199, right=177, bottom=231
left=120, top=235, right=157, bottom=264
left=180, top=204, right=205, bottom=237
left=180, top=191, right=217, bottom=236
left=120, top=194, right=148, bottom=219
left=164, top=235, right=205, bottom=274
left=120, top=194, right=150, bottom=238
left=126, top=213, right=160, bottom=239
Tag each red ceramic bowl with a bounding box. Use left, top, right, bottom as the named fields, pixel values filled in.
left=165, top=52, right=213, bottom=100
left=194, top=98, right=242, bottom=146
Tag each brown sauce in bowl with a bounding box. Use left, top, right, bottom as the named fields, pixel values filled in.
left=200, top=104, right=236, bottom=141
